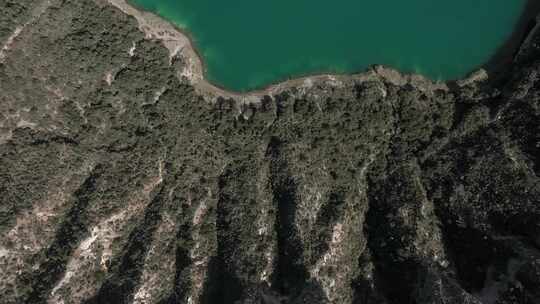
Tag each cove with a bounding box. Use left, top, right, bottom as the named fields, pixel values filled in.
left=128, top=0, right=528, bottom=92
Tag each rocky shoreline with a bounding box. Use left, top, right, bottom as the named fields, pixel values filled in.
left=108, top=0, right=460, bottom=101
left=111, top=0, right=538, bottom=100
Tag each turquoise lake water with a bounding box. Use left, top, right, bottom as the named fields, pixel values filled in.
left=129, top=0, right=527, bottom=92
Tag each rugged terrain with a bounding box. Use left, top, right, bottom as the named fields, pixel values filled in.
left=1, top=1, right=540, bottom=304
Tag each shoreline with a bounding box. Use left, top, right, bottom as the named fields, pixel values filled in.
left=482, top=0, right=540, bottom=84
left=105, top=0, right=540, bottom=99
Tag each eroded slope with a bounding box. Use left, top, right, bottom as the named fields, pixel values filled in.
left=1, top=1, right=539, bottom=304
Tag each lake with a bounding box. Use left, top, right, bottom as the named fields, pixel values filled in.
left=129, top=0, right=528, bottom=92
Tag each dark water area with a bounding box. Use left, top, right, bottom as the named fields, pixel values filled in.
left=483, top=0, right=540, bottom=83
left=129, top=0, right=531, bottom=92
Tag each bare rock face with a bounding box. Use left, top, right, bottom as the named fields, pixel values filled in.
left=1, top=1, right=540, bottom=304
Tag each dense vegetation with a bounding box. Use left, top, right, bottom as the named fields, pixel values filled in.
left=1, top=1, right=539, bottom=303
